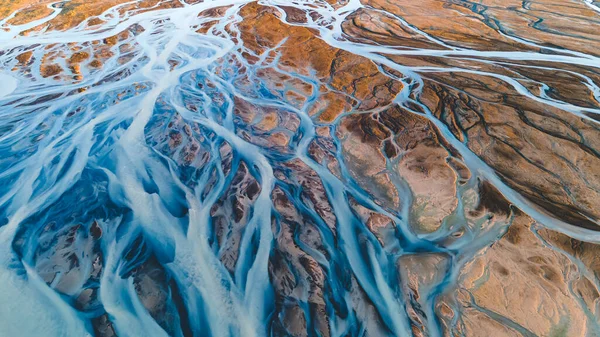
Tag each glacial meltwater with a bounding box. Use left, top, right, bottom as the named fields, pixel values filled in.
left=0, top=0, right=599, bottom=336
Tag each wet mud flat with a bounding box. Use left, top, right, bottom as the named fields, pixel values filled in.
left=0, top=0, right=599, bottom=336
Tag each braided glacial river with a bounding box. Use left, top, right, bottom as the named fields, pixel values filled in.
left=0, top=0, right=600, bottom=336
